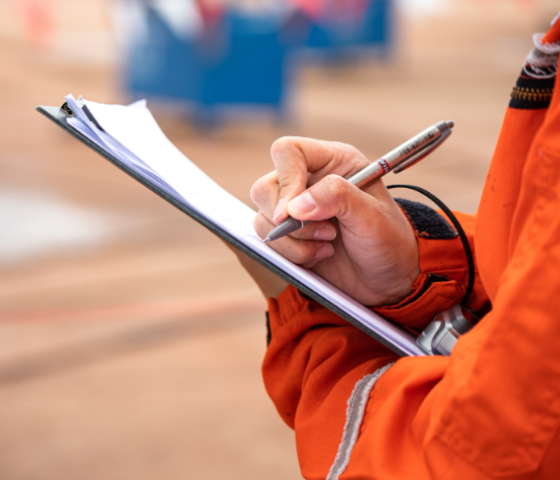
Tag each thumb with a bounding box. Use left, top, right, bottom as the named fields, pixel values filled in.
left=286, top=174, right=381, bottom=228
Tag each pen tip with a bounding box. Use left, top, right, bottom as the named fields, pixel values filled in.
left=447, top=120, right=455, bottom=129
left=264, top=237, right=271, bottom=243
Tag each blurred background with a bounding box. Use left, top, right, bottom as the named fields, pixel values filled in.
left=0, top=0, right=557, bottom=478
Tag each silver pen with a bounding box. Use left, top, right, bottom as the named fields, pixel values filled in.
left=265, top=120, right=454, bottom=242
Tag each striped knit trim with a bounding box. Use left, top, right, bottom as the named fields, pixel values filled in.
left=326, top=362, right=395, bottom=480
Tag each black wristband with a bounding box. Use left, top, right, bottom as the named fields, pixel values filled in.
left=395, top=198, right=457, bottom=240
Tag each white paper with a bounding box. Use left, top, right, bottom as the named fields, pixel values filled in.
left=65, top=96, right=424, bottom=356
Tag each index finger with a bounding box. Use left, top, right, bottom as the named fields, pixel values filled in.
left=269, top=137, right=370, bottom=224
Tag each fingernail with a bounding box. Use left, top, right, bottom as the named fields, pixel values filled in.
left=273, top=198, right=285, bottom=224
left=289, top=191, right=317, bottom=215
left=314, top=226, right=336, bottom=241
left=315, top=244, right=334, bottom=261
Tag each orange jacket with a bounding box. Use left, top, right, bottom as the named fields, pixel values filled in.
left=263, top=18, right=560, bottom=480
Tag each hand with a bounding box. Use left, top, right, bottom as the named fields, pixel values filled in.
left=250, top=137, right=420, bottom=306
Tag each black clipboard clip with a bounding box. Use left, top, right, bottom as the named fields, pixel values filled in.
left=60, top=96, right=105, bottom=132
left=60, top=95, right=86, bottom=117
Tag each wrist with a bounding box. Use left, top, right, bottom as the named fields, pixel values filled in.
left=229, top=243, right=289, bottom=299
left=370, top=198, right=468, bottom=329
left=380, top=259, right=421, bottom=306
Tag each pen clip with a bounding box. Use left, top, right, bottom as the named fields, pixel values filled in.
left=393, top=129, right=451, bottom=174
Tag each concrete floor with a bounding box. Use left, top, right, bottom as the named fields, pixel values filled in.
left=0, top=2, right=557, bottom=479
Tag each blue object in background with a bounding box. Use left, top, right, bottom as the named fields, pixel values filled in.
left=123, top=1, right=391, bottom=123
left=125, top=7, right=290, bottom=121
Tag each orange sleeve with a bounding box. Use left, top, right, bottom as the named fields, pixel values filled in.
left=263, top=285, right=400, bottom=475
left=372, top=205, right=488, bottom=330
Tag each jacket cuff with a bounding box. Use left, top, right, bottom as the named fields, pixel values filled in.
left=371, top=199, right=471, bottom=330
left=267, top=285, right=348, bottom=345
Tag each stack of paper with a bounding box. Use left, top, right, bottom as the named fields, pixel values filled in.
left=59, top=94, right=423, bottom=357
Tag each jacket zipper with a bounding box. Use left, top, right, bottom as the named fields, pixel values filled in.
left=510, top=86, right=554, bottom=102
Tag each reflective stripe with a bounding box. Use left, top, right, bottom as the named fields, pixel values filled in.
left=326, top=363, right=394, bottom=480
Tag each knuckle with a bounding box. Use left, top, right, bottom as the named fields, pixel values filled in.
left=323, top=174, right=347, bottom=201
left=278, top=171, right=307, bottom=192
left=250, top=175, right=276, bottom=207
left=291, top=243, right=316, bottom=264
left=250, top=179, right=266, bottom=205
left=249, top=180, right=263, bottom=204
left=271, top=136, right=297, bottom=158
left=270, top=137, right=308, bottom=194
left=318, top=174, right=355, bottom=217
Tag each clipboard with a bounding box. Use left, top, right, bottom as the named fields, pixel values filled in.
left=37, top=102, right=423, bottom=358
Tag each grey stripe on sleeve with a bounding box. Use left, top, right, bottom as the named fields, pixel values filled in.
left=326, top=362, right=395, bottom=480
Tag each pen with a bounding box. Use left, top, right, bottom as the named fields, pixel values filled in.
left=265, top=120, right=454, bottom=242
